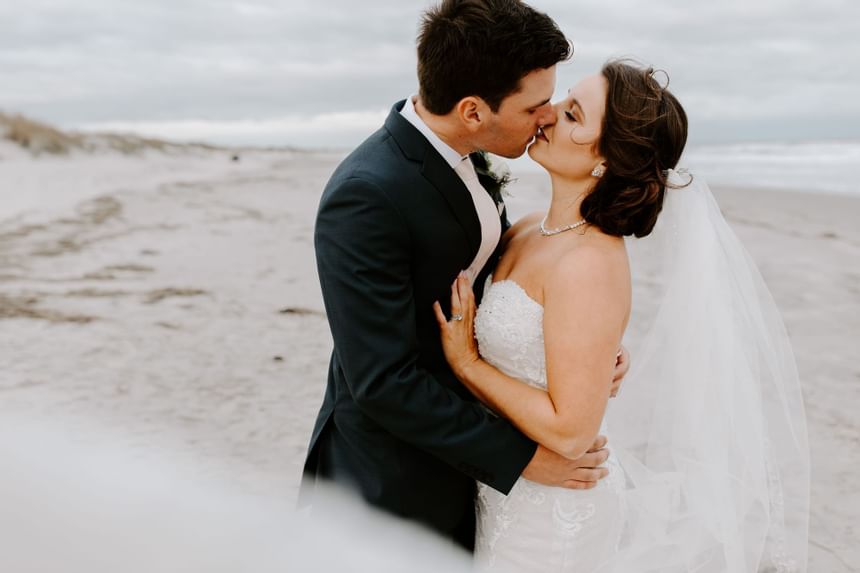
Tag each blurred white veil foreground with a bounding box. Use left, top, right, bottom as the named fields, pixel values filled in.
left=603, top=170, right=810, bottom=572
left=0, top=418, right=471, bottom=573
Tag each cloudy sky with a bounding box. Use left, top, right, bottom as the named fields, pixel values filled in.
left=2, top=0, right=858, bottom=147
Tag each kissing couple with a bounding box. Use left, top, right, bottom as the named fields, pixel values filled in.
left=301, top=1, right=810, bottom=571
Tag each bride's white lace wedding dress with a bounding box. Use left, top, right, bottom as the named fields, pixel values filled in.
left=474, top=278, right=626, bottom=571
left=470, top=172, right=810, bottom=572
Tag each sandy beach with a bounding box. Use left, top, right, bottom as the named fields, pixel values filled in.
left=1, top=141, right=858, bottom=570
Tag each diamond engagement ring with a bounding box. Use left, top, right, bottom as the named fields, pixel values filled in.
left=450, top=314, right=464, bottom=322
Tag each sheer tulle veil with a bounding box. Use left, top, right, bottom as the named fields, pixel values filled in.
left=602, top=170, right=810, bottom=572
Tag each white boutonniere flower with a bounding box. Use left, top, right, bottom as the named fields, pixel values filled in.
left=484, top=154, right=514, bottom=197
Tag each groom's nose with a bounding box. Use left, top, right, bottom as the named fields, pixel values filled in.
left=536, top=103, right=556, bottom=127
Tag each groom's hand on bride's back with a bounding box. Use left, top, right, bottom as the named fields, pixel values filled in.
left=610, top=345, right=630, bottom=398
left=522, top=437, right=610, bottom=490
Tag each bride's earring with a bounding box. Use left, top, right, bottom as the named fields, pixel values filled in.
left=591, top=166, right=605, bottom=177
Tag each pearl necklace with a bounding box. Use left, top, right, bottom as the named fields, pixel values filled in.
left=539, top=214, right=588, bottom=236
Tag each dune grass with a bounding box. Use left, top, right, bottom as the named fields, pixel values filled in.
left=0, top=111, right=226, bottom=156
left=0, top=112, right=86, bottom=155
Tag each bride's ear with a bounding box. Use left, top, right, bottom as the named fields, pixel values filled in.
left=456, top=97, right=488, bottom=132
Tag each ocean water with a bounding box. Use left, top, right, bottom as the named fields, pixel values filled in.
left=509, top=140, right=860, bottom=196
left=683, top=141, right=860, bottom=195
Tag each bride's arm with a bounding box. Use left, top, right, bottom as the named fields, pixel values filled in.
left=434, top=247, right=629, bottom=461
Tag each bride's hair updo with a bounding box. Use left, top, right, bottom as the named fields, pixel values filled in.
left=582, top=59, right=688, bottom=238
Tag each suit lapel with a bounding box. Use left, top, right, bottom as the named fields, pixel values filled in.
left=420, top=151, right=482, bottom=254
left=384, top=101, right=482, bottom=257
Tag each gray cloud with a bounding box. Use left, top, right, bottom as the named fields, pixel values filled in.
left=1, top=0, right=857, bottom=146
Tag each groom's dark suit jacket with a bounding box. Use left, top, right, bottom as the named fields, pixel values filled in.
left=300, top=101, right=537, bottom=550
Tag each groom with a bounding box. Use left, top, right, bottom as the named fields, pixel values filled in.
left=301, top=0, right=628, bottom=550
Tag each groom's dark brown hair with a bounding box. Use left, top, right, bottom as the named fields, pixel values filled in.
left=417, top=0, right=571, bottom=115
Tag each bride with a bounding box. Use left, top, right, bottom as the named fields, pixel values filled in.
left=434, top=60, right=810, bottom=572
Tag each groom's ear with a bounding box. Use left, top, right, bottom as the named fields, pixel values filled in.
left=455, top=96, right=490, bottom=132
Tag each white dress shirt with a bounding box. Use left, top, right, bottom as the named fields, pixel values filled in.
left=400, top=96, right=502, bottom=283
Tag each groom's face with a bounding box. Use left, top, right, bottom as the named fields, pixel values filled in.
left=478, top=65, right=558, bottom=159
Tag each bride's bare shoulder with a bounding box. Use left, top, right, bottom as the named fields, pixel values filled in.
left=546, top=234, right=630, bottom=300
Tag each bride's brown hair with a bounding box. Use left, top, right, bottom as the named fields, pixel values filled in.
left=581, top=59, right=688, bottom=238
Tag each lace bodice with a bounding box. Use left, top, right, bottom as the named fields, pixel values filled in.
left=474, top=277, right=546, bottom=390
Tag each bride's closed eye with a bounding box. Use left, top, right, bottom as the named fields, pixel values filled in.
left=564, top=110, right=577, bottom=122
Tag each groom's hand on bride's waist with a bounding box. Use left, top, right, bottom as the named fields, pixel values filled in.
left=610, top=345, right=630, bottom=398
left=521, top=437, right=610, bottom=490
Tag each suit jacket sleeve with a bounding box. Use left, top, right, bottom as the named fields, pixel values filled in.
left=315, top=176, right=537, bottom=494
